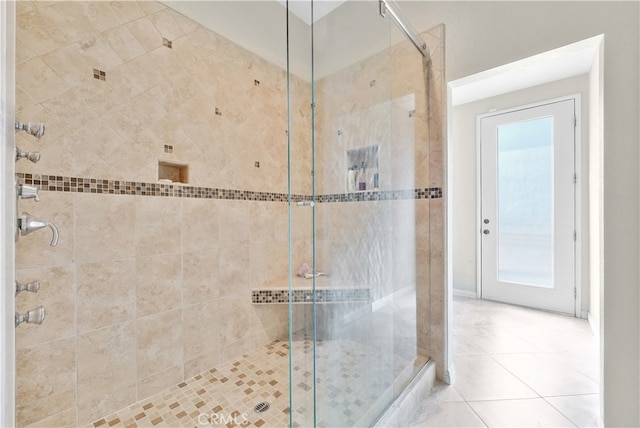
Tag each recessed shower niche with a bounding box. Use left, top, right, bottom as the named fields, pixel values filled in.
left=158, top=161, right=189, bottom=184
left=346, top=145, right=380, bottom=192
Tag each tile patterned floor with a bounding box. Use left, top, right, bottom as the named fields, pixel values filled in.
left=89, top=338, right=409, bottom=428
left=408, top=296, right=601, bottom=428
left=89, top=341, right=292, bottom=428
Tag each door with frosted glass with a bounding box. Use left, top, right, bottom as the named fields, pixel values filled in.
left=480, top=99, right=576, bottom=314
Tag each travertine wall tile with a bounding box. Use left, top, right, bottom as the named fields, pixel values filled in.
left=182, top=250, right=220, bottom=305
left=126, top=16, right=163, bottom=52
left=17, top=8, right=70, bottom=56
left=75, top=193, right=135, bottom=264
left=16, top=57, right=69, bottom=104
left=136, top=309, right=183, bottom=380
left=217, top=245, right=251, bottom=299
left=108, top=1, right=146, bottom=25
left=134, top=196, right=182, bottom=257
left=137, top=365, right=183, bottom=400
left=77, top=322, right=137, bottom=425
left=76, top=259, right=136, bottom=333
left=23, top=408, right=76, bottom=428
left=137, top=1, right=167, bottom=16
left=16, top=338, right=76, bottom=426
left=183, top=301, right=220, bottom=360
left=135, top=254, right=182, bottom=317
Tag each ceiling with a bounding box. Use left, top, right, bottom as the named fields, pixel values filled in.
left=449, top=35, right=600, bottom=106
left=162, top=0, right=402, bottom=80
left=163, top=1, right=597, bottom=102
left=275, top=0, right=347, bottom=25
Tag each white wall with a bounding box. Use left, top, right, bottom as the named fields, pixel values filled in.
left=450, top=75, right=590, bottom=313
left=588, top=43, right=603, bottom=343
left=397, top=1, right=640, bottom=426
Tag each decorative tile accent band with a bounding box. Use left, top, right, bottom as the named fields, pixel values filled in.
left=15, top=173, right=442, bottom=203
left=252, top=288, right=371, bottom=304
left=316, top=188, right=442, bottom=202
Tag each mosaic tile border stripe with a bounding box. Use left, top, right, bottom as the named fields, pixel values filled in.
left=317, top=187, right=442, bottom=202
left=16, top=173, right=442, bottom=203
left=252, top=288, right=371, bottom=304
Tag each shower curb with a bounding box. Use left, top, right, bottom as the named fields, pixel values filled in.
left=373, top=359, right=436, bottom=427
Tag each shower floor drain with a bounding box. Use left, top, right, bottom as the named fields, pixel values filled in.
left=254, top=402, right=270, bottom=413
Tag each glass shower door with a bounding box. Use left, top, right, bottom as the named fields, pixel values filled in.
left=285, top=2, right=315, bottom=426
left=312, top=2, right=396, bottom=426
left=286, top=0, right=431, bottom=426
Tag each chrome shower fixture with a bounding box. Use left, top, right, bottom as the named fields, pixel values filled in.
left=18, top=212, right=59, bottom=247
left=16, top=147, right=41, bottom=163
left=15, top=306, right=46, bottom=327
left=15, top=280, right=40, bottom=295
left=17, top=184, right=40, bottom=202
left=15, top=120, right=45, bottom=139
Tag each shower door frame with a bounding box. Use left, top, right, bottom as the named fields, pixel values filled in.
left=0, top=0, right=16, bottom=425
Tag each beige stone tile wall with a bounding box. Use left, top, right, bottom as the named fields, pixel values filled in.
left=16, top=0, right=310, bottom=192
left=425, top=24, right=447, bottom=380
left=14, top=2, right=305, bottom=426
left=16, top=194, right=295, bottom=427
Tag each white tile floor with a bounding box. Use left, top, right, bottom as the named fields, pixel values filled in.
left=409, top=296, right=600, bottom=428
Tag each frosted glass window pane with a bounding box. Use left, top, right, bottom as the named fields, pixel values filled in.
left=497, top=117, right=553, bottom=287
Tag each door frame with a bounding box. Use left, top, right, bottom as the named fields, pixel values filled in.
left=0, top=0, right=16, bottom=425
left=475, top=94, right=582, bottom=317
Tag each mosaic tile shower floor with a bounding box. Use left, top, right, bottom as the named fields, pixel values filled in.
left=89, top=339, right=406, bottom=428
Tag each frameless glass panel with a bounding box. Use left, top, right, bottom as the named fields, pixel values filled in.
left=497, top=116, right=554, bottom=287
left=285, top=2, right=315, bottom=427
left=313, top=2, right=396, bottom=426
left=286, top=1, right=433, bottom=426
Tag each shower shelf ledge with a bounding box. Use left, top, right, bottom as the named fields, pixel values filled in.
left=252, top=276, right=371, bottom=305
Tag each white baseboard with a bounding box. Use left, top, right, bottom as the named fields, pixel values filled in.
left=453, top=289, right=478, bottom=298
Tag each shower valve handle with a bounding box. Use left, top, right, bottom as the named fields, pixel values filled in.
left=15, top=280, right=41, bottom=295
left=15, top=147, right=41, bottom=163
left=15, top=120, right=45, bottom=139
left=15, top=306, right=46, bottom=327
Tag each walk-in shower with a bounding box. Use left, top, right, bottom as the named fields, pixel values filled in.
left=11, top=1, right=445, bottom=426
